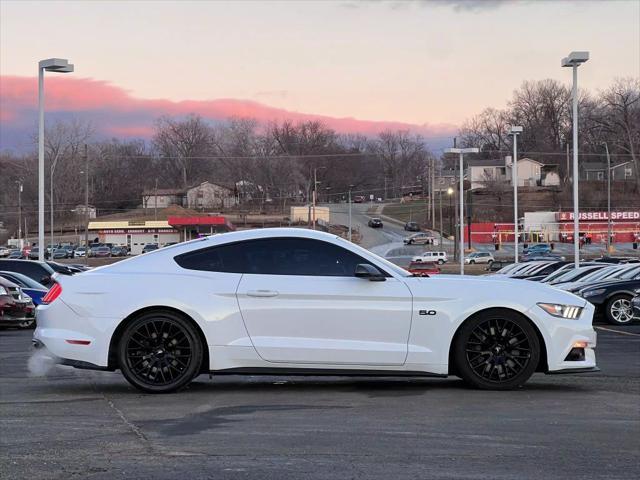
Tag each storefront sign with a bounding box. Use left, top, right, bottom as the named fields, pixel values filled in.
left=556, top=211, right=640, bottom=222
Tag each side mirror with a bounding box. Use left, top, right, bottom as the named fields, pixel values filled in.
left=354, top=264, right=386, bottom=282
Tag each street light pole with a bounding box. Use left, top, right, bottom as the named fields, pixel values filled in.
left=562, top=51, right=589, bottom=268
left=38, top=58, right=74, bottom=261
left=445, top=147, right=479, bottom=274
left=84, top=144, right=89, bottom=266
left=348, top=184, right=354, bottom=242
left=509, top=126, right=523, bottom=262
left=16, top=181, right=23, bottom=246
left=605, top=142, right=611, bottom=252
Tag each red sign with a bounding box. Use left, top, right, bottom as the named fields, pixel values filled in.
left=556, top=211, right=640, bottom=222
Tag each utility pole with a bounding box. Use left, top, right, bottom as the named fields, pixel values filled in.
left=348, top=184, right=354, bottom=242
left=431, top=159, right=436, bottom=229
left=154, top=178, right=158, bottom=221
left=84, top=144, right=89, bottom=266
left=312, top=168, right=317, bottom=230
left=438, top=188, right=443, bottom=248
left=16, top=181, right=23, bottom=247
left=605, top=142, right=611, bottom=252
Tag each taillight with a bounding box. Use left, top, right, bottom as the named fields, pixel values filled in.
left=42, top=283, right=62, bottom=305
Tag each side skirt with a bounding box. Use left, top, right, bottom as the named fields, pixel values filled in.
left=211, top=367, right=448, bottom=378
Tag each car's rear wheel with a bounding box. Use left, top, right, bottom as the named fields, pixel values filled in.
left=605, top=295, right=635, bottom=325
left=469, top=260, right=475, bottom=264
left=437, top=259, right=444, bottom=265
left=118, top=311, right=203, bottom=393
left=453, top=310, right=540, bottom=390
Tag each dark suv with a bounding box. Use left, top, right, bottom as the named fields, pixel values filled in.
left=368, top=218, right=383, bottom=228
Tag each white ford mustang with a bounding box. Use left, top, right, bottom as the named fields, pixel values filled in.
left=34, top=228, right=598, bottom=393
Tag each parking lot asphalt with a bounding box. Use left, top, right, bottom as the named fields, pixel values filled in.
left=1, top=324, right=639, bottom=480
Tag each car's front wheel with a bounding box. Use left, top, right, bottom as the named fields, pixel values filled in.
left=437, top=259, right=444, bottom=265
left=453, top=310, right=540, bottom=390
left=605, top=295, right=635, bottom=325
left=118, top=311, right=203, bottom=393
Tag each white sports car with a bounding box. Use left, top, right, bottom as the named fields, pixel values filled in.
left=34, top=229, right=598, bottom=393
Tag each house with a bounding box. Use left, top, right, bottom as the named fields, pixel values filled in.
left=467, top=159, right=508, bottom=190
left=185, top=181, right=237, bottom=210
left=467, top=157, right=560, bottom=190
left=142, top=188, right=185, bottom=209
left=142, top=182, right=238, bottom=210
left=580, top=161, right=636, bottom=181
left=74, top=204, right=97, bottom=219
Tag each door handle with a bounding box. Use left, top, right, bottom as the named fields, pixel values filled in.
left=246, top=290, right=279, bottom=298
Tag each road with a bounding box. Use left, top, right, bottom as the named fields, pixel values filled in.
left=1, top=325, right=639, bottom=480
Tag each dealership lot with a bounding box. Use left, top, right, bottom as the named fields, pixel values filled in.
left=1, top=325, right=638, bottom=480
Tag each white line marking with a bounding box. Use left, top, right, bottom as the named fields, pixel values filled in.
left=595, top=326, right=640, bottom=337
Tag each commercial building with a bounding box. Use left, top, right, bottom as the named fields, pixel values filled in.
left=88, top=216, right=234, bottom=254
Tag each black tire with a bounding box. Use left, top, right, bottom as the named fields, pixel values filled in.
left=469, top=260, right=475, bottom=264
left=453, top=310, right=540, bottom=390
left=437, top=259, right=444, bottom=265
left=118, top=311, right=203, bottom=393
left=605, top=294, right=635, bottom=325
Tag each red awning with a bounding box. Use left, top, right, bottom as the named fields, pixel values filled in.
left=168, top=216, right=231, bottom=227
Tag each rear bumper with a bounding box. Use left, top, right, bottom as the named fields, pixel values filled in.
left=33, top=299, right=119, bottom=367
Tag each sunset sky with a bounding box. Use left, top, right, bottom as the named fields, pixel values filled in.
left=1, top=0, right=639, bottom=151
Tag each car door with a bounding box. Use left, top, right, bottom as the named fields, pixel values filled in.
left=235, top=237, right=413, bottom=366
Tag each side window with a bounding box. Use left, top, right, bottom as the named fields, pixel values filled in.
left=174, top=242, right=247, bottom=273
left=175, top=237, right=377, bottom=277
left=242, top=238, right=369, bottom=277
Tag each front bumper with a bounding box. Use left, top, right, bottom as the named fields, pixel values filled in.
left=526, top=301, right=598, bottom=373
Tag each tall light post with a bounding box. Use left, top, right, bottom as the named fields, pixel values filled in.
left=16, top=180, right=23, bottom=246
left=445, top=147, right=479, bottom=274
left=509, top=126, right=523, bottom=262
left=311, top=166, right=326, bottom=230
left=38, top=58, right=74, bottom=261
left=562, top=51, right=589, bottom=268
left=348, top=184, right=355, bottom=242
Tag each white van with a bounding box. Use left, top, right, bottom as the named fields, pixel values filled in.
left=411, top=251, right=448, bottom=265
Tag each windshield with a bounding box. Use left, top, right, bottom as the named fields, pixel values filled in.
left=549, top=266, right=602, bottom=284
left=577, top=266, right=623, bottom=283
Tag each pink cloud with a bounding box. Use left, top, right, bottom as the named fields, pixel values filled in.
left=0, top=75, right=456, bottom=151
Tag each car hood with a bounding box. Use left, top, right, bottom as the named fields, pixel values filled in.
left=404, top=274, right=587, bottom=308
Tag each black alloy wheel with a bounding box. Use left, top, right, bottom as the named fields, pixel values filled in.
left=118, top=311, right=203, bottom=393
left=454, top=310, right=540, bottom=390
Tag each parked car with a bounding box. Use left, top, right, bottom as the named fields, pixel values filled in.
left=52, top=248, right=70, bottom=259
left=0, top=271, right=48, bottom=306
left=556, top=265, right=638, bottom=291
left=62, top=245, right=76, bottom=258
left=465, top=252, right=494, bottom=265
left=0, top=246, right=11, bottom=258
left=111, top=246, right=128, bottom=257
left=0, top=259, right=57, bottom=288
left=406, top=261, right=440, bottom=276
left=545, top=264, right=608, bottom=286
left=141, top=244, right=159, bottom=254
left=33, top=228, right=597, bottom=393
left=46, top=261, right=78, bottom=276
left=578, top=279, right=640, bottom=325
left=631, top=294, right=640, bottom=320
left=521, top=252, right=565, bottom=262
left=7, top=250, right=23, bottom=259
left=594, top=256, right=640, bottom=264
left=0, top=276, right=36, bottom=328
left=511, top=261, right=571, bottom=280
left=412, top=251, right=448, bottom=265
left=404, top=221, right=420, bottom=232
left=28, top=246, right=47, bottom=260
left=367, top=218, right=383, bottom=228
left=91, top=246, right=112, bottom=258
left=486, top=261, right=514, bottom=273
left=353, top=195, right=365, bottom=203
left=74, top=246, right=87, bottom=258
left=523, top=243, right=552, bottom=255
left=403, top=232, right=435, bottom=245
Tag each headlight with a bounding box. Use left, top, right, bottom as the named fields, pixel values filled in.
left=537, top=303, right=584, bottom=319
left=581, top=288, right=606, bottom=298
